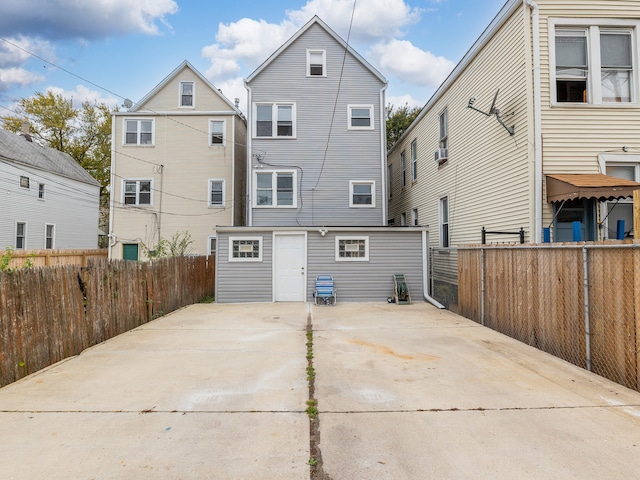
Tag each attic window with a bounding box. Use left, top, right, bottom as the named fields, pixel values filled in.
left=307, top=49, right=326, bottom=76
left=20, top=176, right=29, bottom=189
left=180, top=81, right=194, bottom=107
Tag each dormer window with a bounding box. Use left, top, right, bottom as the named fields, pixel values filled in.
left=180, top=81, right=194, bottom=107
left=307, top=49, right=326, bottom=77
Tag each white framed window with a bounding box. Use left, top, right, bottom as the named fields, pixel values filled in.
left=254, top=103, right=295, bottom=138
left=180, top=81, right=194, bottom=107
left=208, top=236, right=217, bottom=255
left=400, top=212, right=407, bottom=226
left=335, top=236, right=369, bottom=261
left=348, top=105, right=374, bottom=130
left=124, top=119, right=154, bottom=145
left=439, top=108, right=448, bottom=148
left=349, top=180, right=375, bottom=207
left=38, top=183, right=45, bottom=200
left=229, top=236, right=262, bottom=262
left=387, top=164, right=393, bottom=199
left=601, top=156, right=640, bottom=239
left=123, top=179, right=152, bottom=206
left=411, top=139, right=418, bottom=182
left=401, top=150, right=406, bottom=188
left=209, top=119, right=225, bottom=146
left=15, top=221, right=26, bottom=249
left=307, top=49, right=326, bottom=76
left=440, top=196, right=450, bottom=248
left=45, top=223, right=55, bottom=249
left=20, top=176, right=29, bottom=189
left=550, top=19, right=638, bottom=105
left=254, top=170, right=296, bottom=207
left=209, top=179, right=225, bottom=207
left=412, top=208, right=419, bottom=226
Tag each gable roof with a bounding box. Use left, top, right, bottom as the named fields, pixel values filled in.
left=0, top=129, right=100, bottom=187
left=129, top=60, right=242, bottom=114
left=245, top=15, right=387, bottom=84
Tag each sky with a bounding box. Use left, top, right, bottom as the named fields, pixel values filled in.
left=0, top=0, right=508, bottom=117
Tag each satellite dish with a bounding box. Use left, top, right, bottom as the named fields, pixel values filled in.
left=488, top=89, right=500, bottom=115
left=122, top=98, right=133, bottom=109
left=466, top=88, right=515, bottom=136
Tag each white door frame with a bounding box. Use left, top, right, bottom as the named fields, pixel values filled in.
left=272, top=231, right=307, bottom=301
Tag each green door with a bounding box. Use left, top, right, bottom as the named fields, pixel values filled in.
left=122, top=243, right=139, bottom=261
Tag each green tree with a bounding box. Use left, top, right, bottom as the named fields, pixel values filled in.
left=386, top=102, right=422, bottom=150
left=1, top=91, right=115, bottom=245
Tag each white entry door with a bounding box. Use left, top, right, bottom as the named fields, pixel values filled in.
left=274, top=233, right=306, bottom=301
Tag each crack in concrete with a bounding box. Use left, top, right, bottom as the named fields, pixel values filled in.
left=317, top=404, right=640, bottom=414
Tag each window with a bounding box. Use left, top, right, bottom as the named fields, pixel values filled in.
left=123, top=180, right=152, bottom=206
left=336, top=236, right=369, bottom=261
left=605, top=162, right=639, bottom=239
left=38, top=183, right=45, bottom=200
left=411, top=140, right=418, bottom=182
left=439, top=108, right=448, bottom=149
left=412, top=208, right=419, bottom=226
left=229, top=237, right=262, bottom=262
left=348, top=105, right=374, bottom=130
left=349, top=181, right=375, bottom=207
left=209, top=180, right=225, bottom=207
left=180, top=81, right=194, bottom=107
left=16, top=222, right=26, bottom=249
left=440, top=196, right=450, bottom=248
left=20, top=176, right=29, bottom=189
left=124, top=119, right=154, bottom=145
left=209, top=120, right=225, bottom=145
left=254, top=171, right=296, bottom=207
left=307, top=49, right=326, bottom=76
left=208, top=236, right=216, bottom=255
left=401, top=151, right=406, bottom=188
left=254, top=103, right=295, bottom=138
left=387, top=165, right=393, bottom=199
left=552, top=21, right=636, bottom=104
left=400, top=212, right=407, bottom=226
left=45, top=224, right=55, bottom=249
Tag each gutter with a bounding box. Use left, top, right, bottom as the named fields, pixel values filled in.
left=108, top=114, right=116, bottom=259
left=380, top=83, right=388, bottom=226
left=524, top=0, right=543, bottom=243
left=422, top=231, right=445, bottom=309
left=245, top=81, right=253, bottom=226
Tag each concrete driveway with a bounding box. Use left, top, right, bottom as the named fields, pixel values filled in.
left=1, top=302, right=640, bottom=479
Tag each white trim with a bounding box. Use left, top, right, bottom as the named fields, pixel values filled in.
left=439, top=195, right=450, bottom=248
left=122, top=118, right=155, bottom=146
left=347, top=104, right=374, bottom=130
left=335, top=235, right=369, bottom=262
left=208, top=179, right=226, bottom=208
left=122, top=178, right=154, bottom=206
left=207, top=235, right=217, bottom=255
left=229, top=236, right=263, bottom=262
left=349, top=180, right=376, bottom=208
left=44, top=223, right=55, bottom=249
left=15, top=221, right=27, bottom=249
left=208, top=118, right=226, bottom=146
left=410, top=139, right=418, bottom=182
left=253, top=170, right=297, bottom=208
left=306, top=49, right=327, bottom=77
left=179, top=80, right=195, bottom=108
left=252, top=102, right=297, bottom=138
left=38, top=182, right=45, bottom=200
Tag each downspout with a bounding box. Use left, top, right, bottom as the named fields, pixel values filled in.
left=108, top=114, right=117, bottom=259
left=380, top=83, right=388, bottom=226
left=524, top=0, right=543, bottom=243
left=422, top=231, right=445, bottom=309
left=245, top=81, right=253, bottom=226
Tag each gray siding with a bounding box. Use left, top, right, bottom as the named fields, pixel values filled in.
left=0, top=161, right=100, bottom=249
left=216, top=232, right=273, bottom=303
left=248, top=23, right=386, bottom=227
left=215, top=228, right=426, bottom=303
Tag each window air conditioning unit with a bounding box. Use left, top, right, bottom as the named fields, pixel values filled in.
left=434, top=148, right=448, bottom=163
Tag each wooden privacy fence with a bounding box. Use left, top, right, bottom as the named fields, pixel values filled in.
left=0, top=256, right=215, bottom=387
left=7, top=249, right=108, bottom=268
left=458, top=242, right=640, bottom=392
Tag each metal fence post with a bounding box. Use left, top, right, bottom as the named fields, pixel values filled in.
left=481, top=247, right=485, bottom=326
left=582, top=246, right=592, bottom=371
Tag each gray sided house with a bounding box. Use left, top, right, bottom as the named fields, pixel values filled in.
left=216, top=227, right=430, bottom=303
left=0, top=129, right=100, bottom=250
left=245, top=16, right=388, bottom=227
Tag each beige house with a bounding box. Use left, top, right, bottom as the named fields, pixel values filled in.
left=388, top=0, right=640, bottom=303
left=109, top=61, right=246, bottom=260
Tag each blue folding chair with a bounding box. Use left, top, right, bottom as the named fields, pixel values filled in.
left=314, top=275, right=336, bottom=305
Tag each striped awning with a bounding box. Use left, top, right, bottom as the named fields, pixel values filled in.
left=546, top=174, right=640, bottom=202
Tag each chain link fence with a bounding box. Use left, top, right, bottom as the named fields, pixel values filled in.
left=458, top=243, right=639, bottom=392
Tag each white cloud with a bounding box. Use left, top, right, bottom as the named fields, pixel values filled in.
left=0, top=0, right=179, bottom=39
left=0, top=36, right=55, bottom=68
left=211, top=78, right=248, bottom=114
left=0, top=68, right=45, bottom=91
left=46, top=85, right=119, bottom=108
left=369, top=39, right=455, bottom=88
left=386, top=94, right=424, bottom=110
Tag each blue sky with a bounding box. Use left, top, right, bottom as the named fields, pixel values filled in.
left=0, top=0, right=507, bottom=116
